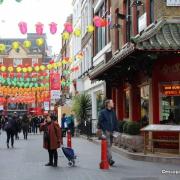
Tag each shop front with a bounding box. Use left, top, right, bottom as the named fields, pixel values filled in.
left=90, top=18, right=180, bottom=150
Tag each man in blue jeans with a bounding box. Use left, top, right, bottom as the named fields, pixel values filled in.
left=97, top=99, right=118, bottom=166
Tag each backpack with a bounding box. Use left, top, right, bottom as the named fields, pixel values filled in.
left=4, top=121, right=12, bottom=131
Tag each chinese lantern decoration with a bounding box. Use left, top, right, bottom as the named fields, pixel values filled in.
left=23, top=40, right=31, bottom=48
left=35, top=22, right=44, bottom=35
left=22, top=67, right=28, bottom=73
left=1, top=65, right=6, bottom=72
left=47, top=64, right=52, bottom=70
left=62, top=32, right=70, bottom=40
left=9, top=72, right=15, bottom=78
left=74, top=28, right=81, bottom=37
left=18, top=21, right=27, bottom=34
left=16, top=66, right=22, bottom=73
left=40, top=65, right=46, bottom=71
left=0, top=0, right=3, bottom=5
left=64, top=22, right=73, bottom=33
left=27, top=66, right=33, bottom=73
left=34, top=65, right=40, bottom=72
left=2, top=72, right=7, bottom=78
left=0, top=44, right=6, bottom=53
left=12, top=41, right=20, bottom=50
left=93, top=16, right=103, bottom=27
left=56, top=61, right=62, bottom=67
left=36, top=38, right=44, bottom=47
left=49, top=22, right=57, bottom=35
left=101, top=19, right=109, bottom=27
left=87, top=25, right=95, bottom=33
left=8, top=65, right=14, bottom=72
left=16, top=0, right=23, bottom=2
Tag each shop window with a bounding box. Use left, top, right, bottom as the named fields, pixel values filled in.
left=124, top=90, right=130, bottom=119
left=150, top=0, right=154, bottom=23
left=160, top=83, right=180, bottom=124
left=140, top=85, right=149, bottom=126
left=125, top=0, right=132, bottom=42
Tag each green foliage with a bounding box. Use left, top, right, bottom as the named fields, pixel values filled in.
left=72, top=93, right=91, bottom=124
left=117, top=120, right=126, bottom=133
left=123, top=121, right=129, bottom=134
left=127, top=121, right=141, bottom=135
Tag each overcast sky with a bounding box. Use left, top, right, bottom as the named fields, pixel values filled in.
left=0, top=0, right=72, bottom=54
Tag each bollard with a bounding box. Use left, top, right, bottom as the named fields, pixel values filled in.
left=99, top=138, right=109, bottom=169
left=67, top=130, right=72, bottom=148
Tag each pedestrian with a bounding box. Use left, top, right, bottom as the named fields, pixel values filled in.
left=13, top=112, right=21, bottom=140
left=4, top=115, right=18, bottom=148
left=40, top=115, right=61, bottom=167
left=97, top=99, right=118, bottom=166
left=61, top=113, right=68, bottom=137
left=67, top=114, right=75, bottom=137
left=21, top=114, right=29, bottom=140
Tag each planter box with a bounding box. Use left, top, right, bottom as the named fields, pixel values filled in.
left=117, top=134, right=143, bottom=152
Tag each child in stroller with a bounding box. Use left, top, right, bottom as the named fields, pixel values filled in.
left=62, top=147, right=76, bottom=167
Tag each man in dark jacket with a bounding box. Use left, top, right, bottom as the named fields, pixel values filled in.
left=97, top=99, right=118, bottom=166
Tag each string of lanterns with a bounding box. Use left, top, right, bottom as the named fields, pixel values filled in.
left=0, top=0, right=22, bottom=5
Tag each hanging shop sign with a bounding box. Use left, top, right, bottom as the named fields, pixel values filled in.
left=44, top=101, right=49, bottom=111
left=167, top=0, right=180, bottom=6
left=161, top=84, right=180, bottom=96
left=51, top=90, right=60, bottom=100
left=138, top=13, right=147, bottom=33
left=50, top=73, right=60, bottom=90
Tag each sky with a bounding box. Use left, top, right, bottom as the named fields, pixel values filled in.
left=0, top=0, right=73, bottom=54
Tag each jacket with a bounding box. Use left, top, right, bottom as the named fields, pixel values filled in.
left=97, top=108, right=118, bottom=133
left=40, top=121, right=61, bottom=150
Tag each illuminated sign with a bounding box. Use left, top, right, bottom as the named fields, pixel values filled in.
left=161, top=84, right=180, bottom=96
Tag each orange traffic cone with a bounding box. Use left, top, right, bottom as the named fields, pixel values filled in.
left=67, top=130, right=72, bottom=148
left=99, top=138, right=109, bottom=169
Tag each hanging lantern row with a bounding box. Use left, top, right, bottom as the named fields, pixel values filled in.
left=61, top=79, right=72, bottom=87
left=0, top=38, right=44, bottom=53
left=0, top=0, right=23, bottom=5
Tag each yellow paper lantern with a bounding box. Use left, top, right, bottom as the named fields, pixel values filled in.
left=22, top=67, right=28, bottom=73
left=16, top=67, right=22, bottom=72
left=1, top=65, right=6, bottom=72
left=8, top=66, right=14, bottom=72
left=62, top=32, right=70, bottom=40
left=56, top=61, right=62, bottom=67
left=36, top=38, right=44, bottom=47
left=0, top=44, right=6, bottom=52
left=27, top=66, right=33, bottom=73
left=40, top=65, right=46, bottom=71
left=87, top=25, right=95, bottom=33
left=52, top=63, right=58, bottom=69
left=23, top=40, right=32, bottom=48
left=12, top=41, right=20, bottom=50
left=34, top=66, right=40, bottom=72
left=74, top=28, right=81, bottom=37
left=47, top=64, right=52, bottom=70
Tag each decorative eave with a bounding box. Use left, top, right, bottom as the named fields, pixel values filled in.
left=90, top=18, right=180, bottom=80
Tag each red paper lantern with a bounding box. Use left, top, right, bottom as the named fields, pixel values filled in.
left=35, top=22, right=44, bottom=35
left=17, top=72, right=22, bottom=78
left=2, top=72, right=7, bottom=78
left=10, top=72, right=15, bottom=78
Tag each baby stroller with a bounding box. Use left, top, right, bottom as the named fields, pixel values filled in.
left=62, top=147, right=76, bottom=167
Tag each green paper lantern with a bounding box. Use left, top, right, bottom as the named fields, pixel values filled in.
left=16, top=0, right=23, bottom=2
left=0, top=0, right=4, bottom=5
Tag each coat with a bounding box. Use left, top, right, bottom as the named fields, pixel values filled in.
left=40, top=121, right=61, bottom=150
left=21, top=117, right=29, bottom=131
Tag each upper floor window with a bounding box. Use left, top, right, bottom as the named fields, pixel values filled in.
left=0, top=58, right=3, bottom=65
left=95, top=3, right=106, bottom=54
left=126, top=0, right=132, bottom=43
left=13, top=58, right=22, bottom=67
left=32, top=58, right=38, bottom=66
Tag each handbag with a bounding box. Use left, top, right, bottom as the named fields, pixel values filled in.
left=4, top=122, right=12, bottom=131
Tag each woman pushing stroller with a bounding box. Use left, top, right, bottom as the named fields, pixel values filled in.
left=40, top=114, right=62, bottom=167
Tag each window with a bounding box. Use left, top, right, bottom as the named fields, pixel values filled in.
left=160, top=83, right=180, bottom=124
left=32, top=58, right=38, bottom=66
left=95, top=3, right=107, bottom=54
left=13, top=58, right=22, bottom=67
left=126, top=0, right=132, bottom=42
left=0, top=58, right=3, bottom=65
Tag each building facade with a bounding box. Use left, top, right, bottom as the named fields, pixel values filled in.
left=90, top=0, right=180, bottom=149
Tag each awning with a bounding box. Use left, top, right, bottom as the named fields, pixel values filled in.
left=90, top=18, right=180, bottom=80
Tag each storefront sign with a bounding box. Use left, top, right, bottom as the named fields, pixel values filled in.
left=50, top=73, right=60, bottom=90
left=51, top=90, right=60, bottom=100
left=138, top=13, right=147, bottom=33
left=44, top=101, right=49, bottom=111
left=167, top=0, right=180, bottom=6
left=161, top=84, right=180, bottom=96
left=162, top=63, right=180, bottom=74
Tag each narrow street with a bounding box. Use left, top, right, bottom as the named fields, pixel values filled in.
left=0, top=132, right=179, bottom=180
